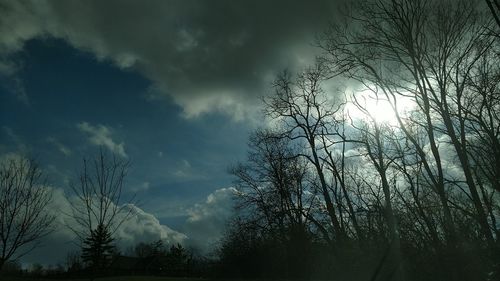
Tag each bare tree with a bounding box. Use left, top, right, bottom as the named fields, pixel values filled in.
left=266, top=63, right=358, bottom=246
left=68, top=150, right=134, bottom=270
left=320, top=0, right=498, bottom=248
left=349, top=94, right=404, bottom=280
left=231, top=129, right=316, bottom=241
left=230, top=129, right=320, bottom=278
left=0, top=157, right=53, bottom=270
left=485, top=0, right=500, bottom=29
left=218, top=1, right=497, bottom=278
left=464, top=47, right=500, bottom=190
left=316, top=1, right=500, bottom=279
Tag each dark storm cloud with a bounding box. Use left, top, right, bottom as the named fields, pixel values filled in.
left=0, top=0, right=342, bottom=119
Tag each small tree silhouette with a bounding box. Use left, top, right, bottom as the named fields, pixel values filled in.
left=81, top=223, right=115, bottom=272
left=166, top=244, right=190, bottom=276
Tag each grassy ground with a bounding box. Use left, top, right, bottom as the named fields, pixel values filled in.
left=90, top=276, right=205, bottom=281
left=82, top=277, right=205, bottom=281
left=0, top=276, right=207, bottom=281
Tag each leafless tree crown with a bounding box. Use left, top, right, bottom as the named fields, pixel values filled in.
left=0, top=157, right=54, bottom=269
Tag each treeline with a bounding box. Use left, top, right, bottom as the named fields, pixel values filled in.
left=0, top=240, right=210, bottom=279
left=68, top=240, right=203, bottom=277
left=218, top=1, right=499, bottom=281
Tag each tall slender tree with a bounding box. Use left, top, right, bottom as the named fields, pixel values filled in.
left=69, top=149, right=134, bottom=272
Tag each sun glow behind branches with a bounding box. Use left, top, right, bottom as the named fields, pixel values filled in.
left=345, top=89, right=415, bottom=126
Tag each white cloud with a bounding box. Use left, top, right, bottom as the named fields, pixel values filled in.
left=176, top=88, right=259, bottom=121
left=24, top=187, right=186, bottom=266
left=183, top=187, right=236, bottom=253
left=46, top=137, right=72, bottom=156
left=171, top=159, right=207, bottom=181
left=0, top=0, right=45, bottom=74
left=130, top=181, right=150, bottom=192
left=1, top=126, right=28, bottom=152
left=2, top=126, right=20, bottom=143
left=115, top=204, right=187, bottom=249
left=77, top=122, right=127, bottom=158
left=173, top=159, right=191, bottom=178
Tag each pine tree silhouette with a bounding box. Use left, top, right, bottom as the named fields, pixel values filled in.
left=81, top=223, right=115, bottom=272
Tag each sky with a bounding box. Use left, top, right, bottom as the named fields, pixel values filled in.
left=0, top=0, right=343, bottom=266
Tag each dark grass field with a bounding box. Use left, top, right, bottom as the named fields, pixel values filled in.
left=0, top=276, right=209, bottom=281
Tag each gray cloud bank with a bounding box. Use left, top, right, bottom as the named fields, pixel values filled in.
left=0, top=0, right=340, bottom=119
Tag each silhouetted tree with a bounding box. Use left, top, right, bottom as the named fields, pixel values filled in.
left=350, top=97, right=403, bottom=280
left=166, top=243, right=190, bottom=276
left=66, top=250, right=82, bottom=273
left=266, top=64, right=359, bottom=247
left=134, top=239, right=165, bottom=258
left=229, top=129, right=316, bottom=277
left=485, top=0, right=500, bottom=29
left=319, top=0, right=498, bottom=279
left=0, top=156, right=53, bottom=270
left=219, top=1, right=498, bottom=280
left=81, top=223, right=115, bottom=271
left=68, top=149, right=134, bottom=274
